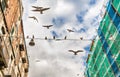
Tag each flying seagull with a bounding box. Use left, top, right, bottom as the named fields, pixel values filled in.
left=68, top=50, right=83, bottom=55
left=32, top=6, right=43, bottom=9
left=32, top=6, right=50, bottom=14
left=28, top=16, right=38, bottom=22
left=67, top=29, right=74, bottom=32
left=42, top=25, right=53, bottom=29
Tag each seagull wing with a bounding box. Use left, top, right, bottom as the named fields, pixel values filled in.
left=76, top=50, right=83, bottom=53
left=49, top=25, right=53, bottom=27
left=32, top=6, right=42, bottom=9
left=67, top=29, right=74, bottom=32
left=28, top=16, right=33, bottom=18
left=34, top=17, right=38, bottom=22
left=32, top=6, right=37, bottom=8
left=67, top=29, right=70, bottom=32
left=68, top=50, right=75, bottom=53
left=42, top=25, right=47, bottom=27
left=64, top=36, right=67, bottom=39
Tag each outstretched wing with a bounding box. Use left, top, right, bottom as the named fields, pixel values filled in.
left=68, top=50, right=75, bottom=53
left=34, top=17, right=38, bottom=22
left=67, top=29, right=74, bottom=32
left=49, top=25, right=53, bottom=27
left=32, top=6, right=37, bottom=8
left=32, top=6, right=43, bottom=9
left=29, top=16, right=38, bottom=22
left=43, top=25, right=53, bottom=27
left=28, top=16, right=33, bottom=18
left=42, top=8, right=50, bottom=11
left=76, top=50, right=83, bottom=53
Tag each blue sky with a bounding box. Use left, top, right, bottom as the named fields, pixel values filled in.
left=22, top=0, right=106, bottom=77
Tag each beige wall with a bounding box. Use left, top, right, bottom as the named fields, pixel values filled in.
left=0, top=0, right=29, bottom=77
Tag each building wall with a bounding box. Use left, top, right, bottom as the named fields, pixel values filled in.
left=86, top=0, right=120, bottom=77
left=0, top=0, right=29, bottom=77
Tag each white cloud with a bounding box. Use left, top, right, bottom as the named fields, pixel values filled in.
left=22, top=0, right=104, bottom=77
left=54, top=0, right=75, bottom=16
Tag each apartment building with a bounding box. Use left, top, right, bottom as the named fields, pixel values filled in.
left=85, top=0, right=120, bottom=77
left=0, top=0, right=29, bottom=77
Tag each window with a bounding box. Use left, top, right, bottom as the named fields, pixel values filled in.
left=11, top=27, right=14, bottom=35
left=11, top=55, right=13, bottom=61
left=1, top=0, right=8, bottom=11
left=22, top=58, right=26, bottom=63
left=24, top=68, right=28, bottom=73
left=19, top=44, right=24, bottom=51
left=1, top=26, right=5, bottom=34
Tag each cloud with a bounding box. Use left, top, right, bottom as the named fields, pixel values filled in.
left=84, top=45, right=91, bottom=52
left=76, top=15, right=84, bottom=23
left=29, top=0, right=37, bottom=3
left=51, top=30, right=59, bottom=37
left=54, top=0, right=75, bottom=16
left=52, top=17, right=66, bottom=28
left=89, top=0, right=97, bottom=5
left=77, top=28, right=87, bottom=33
left=22, top=0, right=105, bottom=77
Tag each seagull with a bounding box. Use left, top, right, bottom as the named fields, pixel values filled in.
left=68, top=50, right=83, bottom=55
left=53, top=36, right=55, bottom=40
left=32, top=6, right=43, bottom=9
left=26, top=36, right=29, bottom=39
left=28, top=16, right=38, bottom=22
left=67, top=29, right=74, bottom=32
left=64, top=36, right=67, bottom=40
left=80, top=37, right=83, bottom=40
left=77, top=74, right=79, bottom=76
left=45, top=36, right=47, bottom=40
left=42, top=25, right=53, bottom=29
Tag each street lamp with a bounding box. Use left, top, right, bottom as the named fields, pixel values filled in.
left=29, top=35, right=35, bottom=46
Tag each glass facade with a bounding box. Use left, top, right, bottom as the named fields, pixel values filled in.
left=85, top=0, right=120, bottom=77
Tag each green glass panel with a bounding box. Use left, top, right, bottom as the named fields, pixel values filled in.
left=104, top=58, right=110, bottom=68
left=104, top=73, right=110, bottom=77
left=99, top=68, right=104, bottom=77
left=112, top=0, right=120, bottom=14
left=107, top=68, right=114, bottom=77
left=116, top=54, right=120, bottom=68
left=110, top=24, right=117, bottom=34
left=118, top=5, right=120, bottom=14
left=101, top=14, right=111, bottom=37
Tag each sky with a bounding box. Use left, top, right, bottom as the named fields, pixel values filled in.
left=22, top=0, right=105, bottom=77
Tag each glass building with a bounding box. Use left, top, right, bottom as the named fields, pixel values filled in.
left=85, top=0, right=120, bottom=77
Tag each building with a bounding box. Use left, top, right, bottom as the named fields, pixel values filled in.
left=0, top=0, right=29, bottom=77
left=85, top=0, right=120, bottom=77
